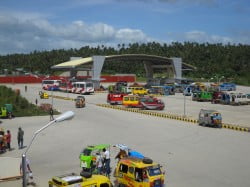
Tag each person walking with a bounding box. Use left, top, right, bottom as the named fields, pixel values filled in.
left=17, top=127, right=24, bottom=149
left=102, top=148, right=111, bottom=177
left=95, top=152, right=103, bottom=174
left=49, top=107, right=54, bottom=121
left=6, top=130, right=11, bottom=151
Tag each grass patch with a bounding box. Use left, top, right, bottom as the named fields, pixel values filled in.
left=0, top=85, right=60, bottom=117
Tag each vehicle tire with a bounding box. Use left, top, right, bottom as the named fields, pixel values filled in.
left=80, top=171, right=92, bottom=178
left=142, top=157, right=153, bottom=164
left=217, top=124, right=222, bottom=128
left=118, top=184, right=126, bottom=187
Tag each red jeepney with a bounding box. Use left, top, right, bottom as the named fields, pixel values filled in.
left=107, top=93, right=128, bottom=105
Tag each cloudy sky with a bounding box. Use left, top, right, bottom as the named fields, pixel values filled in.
left=0, top=0, right=249, bottom=55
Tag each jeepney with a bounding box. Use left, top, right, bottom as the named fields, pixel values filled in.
left=114, top=157, right=165, bottom=187
left=198, top=109, right=222, bottom=128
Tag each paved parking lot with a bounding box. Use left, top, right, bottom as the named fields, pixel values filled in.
left=0, top=83, right=250, bottom=187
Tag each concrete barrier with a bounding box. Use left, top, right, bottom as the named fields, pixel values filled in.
left=47, top=96, right=250, bottom=133
left=96, top=103, right=250, bottom=133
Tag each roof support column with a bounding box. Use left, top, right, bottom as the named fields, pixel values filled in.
left=92, top=56, right=105, bottom=89
left=70, top=69, right=77, bottom=78
left=143, top=61, right=154, bottom=82
left=171, top=57, right=182, bottom=79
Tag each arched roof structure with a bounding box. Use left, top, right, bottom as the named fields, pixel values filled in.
left=51, top=54, right=196, bottom=88
left=52, top=54, right=195, bottom=71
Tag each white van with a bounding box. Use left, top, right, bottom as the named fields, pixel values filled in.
left=71, top=82, right=94, bottom=94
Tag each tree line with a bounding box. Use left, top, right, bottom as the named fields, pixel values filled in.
left=0, top=42, right=249, bottom=85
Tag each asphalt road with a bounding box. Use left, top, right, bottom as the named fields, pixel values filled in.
left=1, top=84, right=250, bottom=187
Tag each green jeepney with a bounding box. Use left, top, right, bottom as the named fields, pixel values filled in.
left=0, top=107, right=7, bottom=118
left=0, top=104, right=13, bottom=118
left=79, top=144, right=110, bottom=172
left=193, top=91, right=212, bottom=102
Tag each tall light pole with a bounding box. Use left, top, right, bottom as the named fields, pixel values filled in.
left=183, top=93, right=186, bottom=117
left=22, top=111, right=75, bottom=187
left=51, top=88, right=54, bottom=108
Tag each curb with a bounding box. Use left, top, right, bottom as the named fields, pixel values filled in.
left=49, top=95, right=75, bottom=101
left=222, top=123, right=250, bottom=132
left=96, top=103, right=250, bottom=133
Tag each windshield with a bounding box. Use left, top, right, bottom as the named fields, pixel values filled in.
left=147, top=165, right=162, bottom=176
left=82, top=148, right=91, bottom=156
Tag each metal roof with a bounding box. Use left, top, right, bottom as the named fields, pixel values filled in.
left=51, top=54, right=196, bottom=70
left=52, top=57, right=93, bottom=69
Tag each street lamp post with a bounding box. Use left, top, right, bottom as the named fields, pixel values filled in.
left=184, top=93, right=186, bottom=117
left=22, top=111, right=75, bottom=187
left=51, top=89, right=54, bottom=108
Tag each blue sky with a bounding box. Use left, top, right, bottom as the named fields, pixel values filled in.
left=0, top=0, right=249, bottom=55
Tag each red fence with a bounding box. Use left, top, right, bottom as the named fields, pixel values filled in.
left=0, top=75, right=136, bottom=83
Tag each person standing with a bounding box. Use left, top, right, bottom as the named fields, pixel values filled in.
left=95, top=152, right=103, bottom=174
left=6, top=130, right=11, bottom=151
left=17, top=127, right=24, bottom=149
left=115, top=149, right=128, bottom=161
left=49, top=108, right=54, bottom=121
left=102, top=148, right=111, bottom=177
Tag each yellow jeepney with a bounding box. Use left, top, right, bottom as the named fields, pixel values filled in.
left=48, top=172, right=112, bottom=187
left=130, top=87, right=148, bottom=95
left=39, top=91, right=49, bottom=99
left=114, top=157, right=165, bottom=187
left=122, top=95, right=140, bottom=107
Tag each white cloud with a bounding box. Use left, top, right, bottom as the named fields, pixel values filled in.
left=0, top=10, right=249, bottom=55
left=185, top=30, right=233, bottom=43
left=0, top=12, right=152, bottom=54
left=165, top=30, right=236, bottom=44
left=116, top=29, right=151, bottom=42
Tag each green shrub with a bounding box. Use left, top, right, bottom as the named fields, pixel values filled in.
left=0, top=86, right=55, bottom=117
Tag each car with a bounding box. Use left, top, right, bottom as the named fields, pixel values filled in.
left=139, top=96, right=165, bottom=110
left=114, top=156, right=165, bottom=187
left=79, top=144, right=110, bottom=172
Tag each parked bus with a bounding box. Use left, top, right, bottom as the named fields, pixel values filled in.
left=71, top=82, right=94, bottom=94
left=42, top=80, right=61, bottom=91
left=59, top=81, right=73, bottom=92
